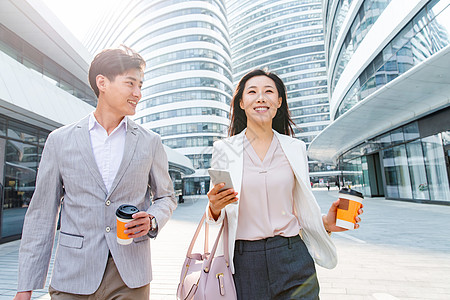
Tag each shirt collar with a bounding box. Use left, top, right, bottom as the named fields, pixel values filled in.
left=89, top=112, right=128, bottom=132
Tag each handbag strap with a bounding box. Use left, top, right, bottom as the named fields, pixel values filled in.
left=186, top=213, right=209, bottom=257
left=185, top=212, right=231, bottom=272
left=203, top=214, right=230, bottom=273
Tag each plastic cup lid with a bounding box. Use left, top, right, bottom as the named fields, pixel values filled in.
left=339, top=187, right=364, bottom=199
left=116, top=204, right=139, bottom=219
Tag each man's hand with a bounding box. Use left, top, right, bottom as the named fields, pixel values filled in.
left=13, top=291, right=32, bottom=300
left=124, top=212, right=153, bottom=238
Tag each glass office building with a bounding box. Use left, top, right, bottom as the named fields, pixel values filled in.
left=309, top=0, right=450, bottom=204
left=85, top=0, right=233, bottom=195
left=226, top=0, right=333, bottom=173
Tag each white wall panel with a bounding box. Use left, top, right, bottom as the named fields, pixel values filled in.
left=0, top=52, right=94, bottom=130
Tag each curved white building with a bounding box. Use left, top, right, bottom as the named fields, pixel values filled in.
left=85, top=0, right=232, bottom=195
left=309, top=0, right=450, bottom=203
left=227, top=0, right=331, bottom=173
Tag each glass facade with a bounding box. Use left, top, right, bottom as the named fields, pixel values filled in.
left=335, top=0, right=450, bottom=118
left=163, top=136, right=220, bottom=149
left=135, top=107, right=229, bottom=124
left=227, top=0, right=330, bottom=149
left=422, top=135, right=450, bottom=200
left=340, top=119, right=450, bottom=203
left=330, top=0, right=392, bottom=93
left=183, top=176, right=211, bottom=196
left=85, top=0, right=232, bottom=182
left=147, top=61, right=232, bottom=81
left=146, top=49, right=232, bottom=70
left=406, top=141, right=429, bottom=200
left=0, top=116, right=50, bottom=240
left=84, top=0, right=228, bottom=51
left=187, top=154, right=213, bottom=169
left=142, top=78, right=232, bottom=96
left=138, top=91, right=230, bottom=108
left=152, top=123, right=228, bottom=137
left=341, top=156, right=365, bottom=191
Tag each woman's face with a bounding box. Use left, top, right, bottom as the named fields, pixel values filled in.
left=240, top=75, right=282, bottom=127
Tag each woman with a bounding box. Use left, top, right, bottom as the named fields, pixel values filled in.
left=207, top=69, right=363, bottom=299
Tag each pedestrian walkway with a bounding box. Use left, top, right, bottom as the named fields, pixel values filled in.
left=314, top=190, right=450, bottom=300
left=1, top=191, right=449, bottom=299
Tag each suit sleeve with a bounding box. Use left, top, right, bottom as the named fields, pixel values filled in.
left=146, top=135, right=176, bottom=236
left=17, top=133, right=63, bottom=291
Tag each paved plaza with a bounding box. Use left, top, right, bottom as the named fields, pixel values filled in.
left=0, top=190, right=449, bottom=299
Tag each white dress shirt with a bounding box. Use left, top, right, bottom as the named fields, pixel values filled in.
left=89, top=113, right=127, bottom=193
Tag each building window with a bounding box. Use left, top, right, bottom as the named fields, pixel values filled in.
left=406, top=141, right=429, bottom=200
left=0, top=117, right=50, bottom=239
left=422, top=134, right=450, bottom=201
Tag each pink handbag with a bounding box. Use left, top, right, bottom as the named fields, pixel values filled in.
left=177, top=213, right=237, bottom=300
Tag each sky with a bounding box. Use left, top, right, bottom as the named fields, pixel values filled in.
left=41, top=0, right=113, bottom=42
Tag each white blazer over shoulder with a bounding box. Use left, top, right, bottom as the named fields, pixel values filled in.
left=207, top=129, right=337, bottom=273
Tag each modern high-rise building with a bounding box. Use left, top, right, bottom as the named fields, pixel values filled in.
left=309, top=0, right=450, bottom=203
left=85, top=0, right=233, bottom=196
left=227, top=0, right=333, bottom=174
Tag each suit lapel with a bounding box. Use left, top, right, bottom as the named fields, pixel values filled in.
left=107, top=120, right=139, bottom=199
left=74, top=116, right=108, bottom=195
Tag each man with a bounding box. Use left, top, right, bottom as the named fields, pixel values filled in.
left=14, top=46, right=177, bottom=299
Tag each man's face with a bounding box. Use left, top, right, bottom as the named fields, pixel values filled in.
left=100, top=68, right=143, bottom=117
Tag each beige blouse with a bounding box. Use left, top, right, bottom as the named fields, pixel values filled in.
left=235, top=134, right=301, bottom=240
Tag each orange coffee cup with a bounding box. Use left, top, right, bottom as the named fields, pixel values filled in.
left=336, top=188, right=363, bottom=230
left=116, top=204, right=139, bottom=245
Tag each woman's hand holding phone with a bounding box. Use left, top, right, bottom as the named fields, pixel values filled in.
left=207, top=183, right=238, bottom=221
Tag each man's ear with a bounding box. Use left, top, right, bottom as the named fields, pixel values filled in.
left=96, top=75, right=107, bottom=94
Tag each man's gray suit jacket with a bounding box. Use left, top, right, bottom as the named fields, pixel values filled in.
left=17, top=115, right=177, bottom=294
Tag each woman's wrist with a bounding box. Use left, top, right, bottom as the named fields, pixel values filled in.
left=208, top=202, right=221, bottom=220
left=322, top=215, right=331, bottom=235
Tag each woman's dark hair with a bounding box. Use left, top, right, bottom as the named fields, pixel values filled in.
left=88, top=45, right=146, bottom=97
left=228, top=69, right=295, bottom=137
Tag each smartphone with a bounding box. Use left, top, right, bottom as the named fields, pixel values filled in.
left=208, top=168, right=234, bottom=193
